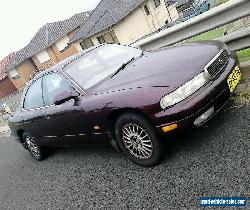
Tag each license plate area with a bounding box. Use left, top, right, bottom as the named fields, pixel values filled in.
left=227, top=66, right=241, bottom=93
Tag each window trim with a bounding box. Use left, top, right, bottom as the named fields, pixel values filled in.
left=8, top=68, right=20, bottom=79
left=22, top=71, right=81, bottom=111
left=154, top=0, right=161, bottom=8
left=22, top=77, right=45, bottom=111
left=55, top=36, right=70, bottom=52
left=97, top=35, right=105, bottom=44
left=80, top=38, right=94, bottom=50
left=144, top=5, right=150, bottom=16
left=36, top=50, right=51, bottom=64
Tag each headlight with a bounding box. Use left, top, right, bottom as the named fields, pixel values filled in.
left=160, top=72, right=209, bottom=109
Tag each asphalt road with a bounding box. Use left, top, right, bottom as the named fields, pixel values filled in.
left=0, top=100, right=249, bottom=210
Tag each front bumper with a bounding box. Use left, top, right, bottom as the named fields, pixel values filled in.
left=154, top=54, right=238, bottom=135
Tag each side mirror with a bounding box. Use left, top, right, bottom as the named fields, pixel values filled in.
left=54, top=90, right=79, bottom=105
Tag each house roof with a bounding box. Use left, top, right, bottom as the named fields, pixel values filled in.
left=70, top=0, right=147, bottom=43
left=4, top=11, right=92, bottom=72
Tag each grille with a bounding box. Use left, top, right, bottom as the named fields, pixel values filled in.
left=205, top=50, right=229, bottom=79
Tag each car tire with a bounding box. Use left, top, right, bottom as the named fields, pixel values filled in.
left=115, top=112, right=163, bottom=167
left=23, top=132, right=46, bottom=161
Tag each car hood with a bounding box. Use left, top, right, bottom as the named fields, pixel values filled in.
left=88, top=41, right=222, bottom=95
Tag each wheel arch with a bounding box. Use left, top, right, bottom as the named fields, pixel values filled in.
left=106, top=108, right=154, bottom=139
left=17, top=129, right=26, bottom=143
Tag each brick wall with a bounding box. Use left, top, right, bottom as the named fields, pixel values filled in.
left=0, top=77, right=17, bottom=99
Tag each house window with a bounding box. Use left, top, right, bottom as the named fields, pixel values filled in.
left=97, top=31, right=120, bottom=44
left=97, top=35, right=105, bottom=44
left=154, top=0, right=161, bottom=8
left=37, top=50, right=50, bottom=64
left=56, top=36, right=69, bottom=51
left=80, top=38, right=94, bottom=50
left=8, top=68, right=19, bottom=79
left=144, top=5, right=150, bottom=15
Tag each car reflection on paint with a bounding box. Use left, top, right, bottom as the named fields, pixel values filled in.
left=8, top=43, right=241, bottom=167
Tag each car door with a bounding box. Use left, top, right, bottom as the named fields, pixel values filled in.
left=40, top=72, right=92, bottom=146
left=20, top=77, right=47, bottom=138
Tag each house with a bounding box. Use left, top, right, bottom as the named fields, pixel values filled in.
left=4, top=11, right=91, bottom=90
left=70, top=0, right=179, bottom=49
left=0, top=53, right=17, bottom=99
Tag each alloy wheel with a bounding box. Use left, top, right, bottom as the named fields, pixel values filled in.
left=121, top=123, right=153, bottom=159
left=25, top=136, right=40, bottom=158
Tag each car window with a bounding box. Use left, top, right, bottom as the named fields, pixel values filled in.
left=42, top=73, right=73, bottom=106
left=24, top=78, right=44, bottom=110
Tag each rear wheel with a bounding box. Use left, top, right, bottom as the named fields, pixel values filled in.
left=23, top=132, right=46, bottom=161
left=115, top=113, right=162, bottom=167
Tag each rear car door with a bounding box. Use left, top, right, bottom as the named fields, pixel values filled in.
left=20, top=77, right=47, bottom=138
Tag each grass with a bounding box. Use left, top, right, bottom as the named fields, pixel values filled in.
left=185, top=27, right=224, bottom=43
left=215, top=0, right=230, bottom=6
left=0, top=120, right=7, bottom=127
left=237, top=48, right=250, bottom=63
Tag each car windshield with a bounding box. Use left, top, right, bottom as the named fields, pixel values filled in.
left=63, top=44, right=142, bottom=89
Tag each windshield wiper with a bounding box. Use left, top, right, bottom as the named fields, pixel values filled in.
left=111, top=57, right=135, bottom=78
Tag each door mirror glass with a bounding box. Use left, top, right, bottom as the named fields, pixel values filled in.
left=54, top=90, right=79, bottom=105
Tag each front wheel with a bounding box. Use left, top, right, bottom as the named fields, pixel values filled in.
left=115, top=113, right=163, bottom=167
left=23, top=132, right=46, bottom=161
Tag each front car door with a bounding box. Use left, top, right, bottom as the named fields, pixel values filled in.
left=39, top=72, right=92, bottom=146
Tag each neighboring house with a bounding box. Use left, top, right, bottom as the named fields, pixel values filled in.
left=0, top=53, right=18, bottom=99
left=70, top=0, right=179, bottom=49
left=4, top=11, right=91, bottom=90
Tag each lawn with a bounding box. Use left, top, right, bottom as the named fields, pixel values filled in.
left=0, top=120, right=7, bottom=127
left=215, top=0, right=230, bottom=6
left=185, top=27, right=224, bottom=43
left=237, top=48, right=250, bottom=64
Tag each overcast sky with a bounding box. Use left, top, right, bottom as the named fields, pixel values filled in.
left=0, top=0, right=101, bottom=61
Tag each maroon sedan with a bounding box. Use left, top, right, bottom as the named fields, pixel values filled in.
left=8, top=43, right=241, bottom=166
